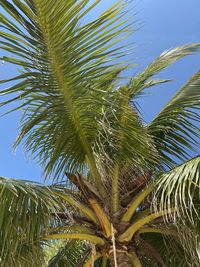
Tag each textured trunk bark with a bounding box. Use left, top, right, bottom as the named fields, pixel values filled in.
left=109, top=250, right=132, bottom=267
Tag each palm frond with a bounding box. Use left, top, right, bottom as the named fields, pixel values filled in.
left=98, top=85, right=159, bottom=213
left=0, top=0, right=130, bottom=193
left=155, top=156, right=200, bottom=222
left=1, top=1, right=200, bottom=266
left=140, top=234, right=193, bottom=267
left=127, top=44, right=200, bottom=98
left=46, top=239, right=109, bottom=267
left=105, top=45, right=200, bottom=212
left=0, top=242, right=45, bottom=267
left=148, top=71, right=200, bottom=167
left=147, top=157, right=200, bottom=266
left=0, top=177, right=61, bottom=265
left=47, top=240, right=89, bottom=267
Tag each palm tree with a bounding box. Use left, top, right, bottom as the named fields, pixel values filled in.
left=0, top=0, right=200, bottom=266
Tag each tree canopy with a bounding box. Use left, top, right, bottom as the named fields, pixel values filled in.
left=0, top=0, right=200, bottom=266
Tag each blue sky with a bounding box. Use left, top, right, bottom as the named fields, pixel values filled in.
left=0, top=0, right=200, bottom=183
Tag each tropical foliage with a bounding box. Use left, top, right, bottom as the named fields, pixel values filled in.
left=0, top=0, right=200, bottom=266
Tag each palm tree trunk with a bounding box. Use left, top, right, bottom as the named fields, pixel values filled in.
left=109, top=250, right=133, bottom=267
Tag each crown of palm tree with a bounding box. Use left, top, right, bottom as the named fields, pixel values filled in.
left=0, top=1, right=200, bottom=266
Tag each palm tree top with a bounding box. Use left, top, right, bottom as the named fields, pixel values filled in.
left=0, top=0, right=200, bottom=266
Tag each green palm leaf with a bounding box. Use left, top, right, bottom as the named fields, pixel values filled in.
left=155, top=156, right=200, bottom=222
left=148, top=71, right=200, bottom=166
left=0, top=0, right=131, bottom=196
left=0, top=0, right=160, bottom=204
left=47, top=240, right=88, bottom=267
left=107, top=44, right=200, bottom=212
left=149, top=157, right=200, bottom=266
left=141, top=234, right=193, bottom=267
left=0, top=177, right=61, bottom=266
left=0, top=1, right=200, bottom=266
left=128, top=44, right=200, bottom=98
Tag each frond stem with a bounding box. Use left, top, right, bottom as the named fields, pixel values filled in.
left=55, top=192, right=98, bottom=224
left=112, top=91, right=129, bottom=213
left=89, top=198, right=113, bottom=237
left=45, top=233, right=105, bottom=246
left=119, top=209, right=175, bottom=242
left=129, top=251, right=142, bottom=267
left=139, top=226, right=178, bottom=236
left=121, top=184, right=153, bottom=222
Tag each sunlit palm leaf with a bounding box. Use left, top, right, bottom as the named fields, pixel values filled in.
left=0, top=1, right=200, bottom=266
left=155, top=156, right=200, bottom=221
left=0, top=177, right=61, bottom=265
left=107, top=44, right=200, bottom=212
left=150, top=157, right=200, bottom=266
left=128, top=44, right=200, bottom=98
left=47, top=240, right=88, bottom=267
left=148, top=71, right=200, bottom=167
left=46, top=240, right=109, bottom=266
left=0, top=0, right=130, bottom=191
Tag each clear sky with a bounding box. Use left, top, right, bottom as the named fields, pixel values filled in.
left=0, top=0, right=200, bottom=183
